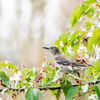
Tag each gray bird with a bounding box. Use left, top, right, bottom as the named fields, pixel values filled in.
left=43, top=46, right=86, bottom=74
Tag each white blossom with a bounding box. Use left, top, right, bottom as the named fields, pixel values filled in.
left=78, top=45, right=87, bottom=53
left=10, top=77, right=14, bottom=81
left=84, top=54, right=89, bottom=59
left=10, top=71, right=22, bottom=82
left=25, top=89, right=28, bottom=93
left=24, top=80, right=27, bottom=83
left=87, top=32, right=93, bottom=37
left=0, top=97, right=3, bottom=100
left=1, top=88, right=8, bottom=95
left=60, top=41, right=64, bottom=48
left=93, top=13, right=97, bottom=18
left=94, top=19, right=100, bottom=27
left=29, top=82, right=33, bottom=86
left=95, top=46, right=100, bottom=59
left=67, top=45, right=72, bottom=51
left=92, top=3, right=96, bottom=7
left=89, top=57, right=97, bottom=62
left=42, top=63, right=45, bottom=68
left=88, top=94, right=98, bottom=100
left=91, top=26, right=95, bottom=30
left=4, top=66, right=9, bottom=70
left=4, top=66, right=9, bottom=74
left=89, top=45, right=100, bottom=60
left=78, top=16, right=83, bottom=22
left=96, top=53, right=100, bottom=59
left=92, top=75, right=98, bottom=83
left=95, top=47, right=100, bottom=53
left=23, top=86, right=26, bottom=88
left=66, top=45, right=74, bottom=55
left=81, top=84, right=88, bottom=93
left=5, top=60, right=9, bottom=64
left=30, top=76, right=35, bottom=81
left=80, top=26, right=86, bottom=31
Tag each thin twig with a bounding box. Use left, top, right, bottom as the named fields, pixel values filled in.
left=0, top=80, right=100, bottom=92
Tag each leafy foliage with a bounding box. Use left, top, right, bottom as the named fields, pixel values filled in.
left=0, top=0, right=100, bottom=100
left=71, top=4, right=88, bottom=28
left=71, top=0, right=96, bottom=28
left=25, top=87, right=34, bottom=100
left=0, top=61, right=18, bottom=70
left=33, top=89, right=40, bottom=100
left=88, top=27, right=100, bottom=51
left=0, top=71, right=9, bottom=86
left=61, top=79, right=81, bottom=100
left=95, top=84, right=100, bottom=100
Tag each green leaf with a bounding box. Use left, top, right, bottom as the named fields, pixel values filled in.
left=0, top=62, right=18, bottom=70
left=67, top=86, right=80, bottom=100
left=59, top=32, right=69, bottom=39
left=55, top=32, right=69, bottom=49
left=27, top=70, right=33, bottom=78
left=42, top=78, right=53, bottom=86
left=71, top=4, right=89, bottom=28
left=33, top=68, right=39, bottom=78
left=85, top=22, right=92, bottom=29
left=25, top=87, right=34, bottom=100
left=0, top=71, right=9, bottom=86
left=17, top=82, right=31, bottom=87
left=61, top=79, right=72, bottom=95
left=21, top=68, right=30, bottom=81
left=49, top=83, right=60, bottom=87
left=95, top=84, right=100, bottom=100
left=88, top=27, right=100, bottom=51
left=33, top=89, right=40, bottom=100
left=84, top=0, right=96, bottom=4
left=86, top=7, right=95, bottom=14
left=56, top=89, right=61, bottom=100
left=0, top=62, right=7, bottom=67
left=8, top=63, right=18, bottom=69
left=71, top=0, right=96, bottom=28
left=42, top=77, right=49, bottom=86
left=46, top=64, right=55, bottom=74
left=70, top=35, right=82, bottom=54
left=86, top=6, right=95, bottom=18
left=85, top=66, right=94, bottom=79
left=93, top=59, right=100, bottom=73
left=61, top=79, right=80, bottom=100
left=62, top=86, right=80, bottom=100
left=68, top=30, right=86, bottom=43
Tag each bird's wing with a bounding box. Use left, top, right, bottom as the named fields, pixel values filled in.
left=55, top=54, right=75, bottom=65
left=55, top=54, right=86, bottom=67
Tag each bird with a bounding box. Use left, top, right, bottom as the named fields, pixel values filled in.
left=43, top=46, right=87, bottom=74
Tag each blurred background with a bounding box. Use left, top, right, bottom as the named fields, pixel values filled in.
left=0, top=0, right=84, bottom=99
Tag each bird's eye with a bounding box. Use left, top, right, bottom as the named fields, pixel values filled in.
left=51, top=47, right=53, bottom=49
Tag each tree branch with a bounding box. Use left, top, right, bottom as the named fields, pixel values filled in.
left=0, top=80, right=100, bottom=92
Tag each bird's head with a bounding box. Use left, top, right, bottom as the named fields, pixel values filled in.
left=43, top=46, right=61, bottom=55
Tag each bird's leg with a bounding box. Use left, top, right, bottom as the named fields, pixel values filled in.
left=77, top=71, right=80, bottom=77
left=82, top=70, right=85, bottom=79
left=71, top=64, right=80, bottom=77
left=73, top=70, right=80, bottom=77
left=73, top=71, right=84, bottom=84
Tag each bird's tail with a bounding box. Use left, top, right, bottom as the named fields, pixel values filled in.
left=73, top=63, right=87, bottom=67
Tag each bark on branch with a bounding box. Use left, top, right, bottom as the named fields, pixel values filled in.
left=0, top=80, right=100, bottom=92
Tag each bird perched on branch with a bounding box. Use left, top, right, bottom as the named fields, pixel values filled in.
left=43, top=46, right=87, bottom=74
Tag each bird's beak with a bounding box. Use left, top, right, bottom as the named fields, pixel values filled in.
left=43, top=47, right=50, bottom=50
